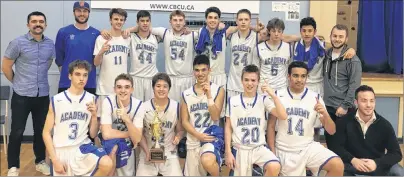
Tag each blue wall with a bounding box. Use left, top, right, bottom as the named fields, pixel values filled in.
left=0, top=1, right=400, bottom=137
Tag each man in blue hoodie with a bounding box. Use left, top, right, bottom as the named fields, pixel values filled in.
left=323, top=24, right=362, bottom=147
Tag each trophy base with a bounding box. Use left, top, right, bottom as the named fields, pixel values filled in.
left=150, top=148, right=166, bottom=163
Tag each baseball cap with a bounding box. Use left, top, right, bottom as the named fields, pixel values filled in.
left=73, top=1, right=90, bottom=11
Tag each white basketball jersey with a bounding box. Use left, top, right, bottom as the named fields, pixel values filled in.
left=227, top=31, right=258, bottom=92
left=100, top=95, right=143, bottom=148
left=257, top=41, right=292, bottom=90
left=198, top=28, right=227, bottom=75
left=94, top=36, right=131, bottom=95
left=52, top=90, right=95, bottom=148
left=182, top=83, right=221, bottom=149
left=292, top=38, right=325, bottom=84
left=160, top=28, right=196, bottom=76
left=227, top=93, right=275, bottom=149
left=142, top=99, right=179, bottom=155
left=275, top=87, right=323, bottom=151
left=129, top=33, right=159, bottom=77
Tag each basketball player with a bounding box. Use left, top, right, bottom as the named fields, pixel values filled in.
left=267, top=61, right=344, bottom=176
left=225, top=64, right=286, bottom=176
left=227, top=9, right=264, bottom=99
left=254, top=18, right=292, bottom=92
left=292, top=17, right=356, bottom=96
left=125, top=10, right=197, bottom=102
left=94, top=8, right=131, bottom=120
left=42, top=60, right=113, bottom=176
left=100, top=73, right=144, bottom=176
left=181, top=55, right=225, bottom=176
left=195, top=7, right=228, bottom=88
left=136, top=73, right=184, bottom=176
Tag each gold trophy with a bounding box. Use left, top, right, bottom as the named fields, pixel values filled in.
left=148, top=105, right=166, bottom=163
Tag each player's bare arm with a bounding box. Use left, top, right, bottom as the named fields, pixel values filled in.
left=224, top=116, right=236, bottom=170
left=180, top=97, right=215, bottom=142
left=42, top=103, right=66, bottom=174
left=1, top=57, right=15, bottom=83
left=139, top=135, right=150, bottom=161
left=266, top=115, right=277, bottom=153
left=202, top=83, right=225, bottom=121
left=261, top=81, right=288, bottom=120
left=173, top=114, right=184, bottom=145
left=101, top=124, right=130, bottom=140
left=315, top=97, right=336, bottom=135
left=119, top=100, right=143, bottom=145
left=87, top=98, right=99, bottom=139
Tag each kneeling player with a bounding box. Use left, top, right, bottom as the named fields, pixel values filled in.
left=181, top=55, right=225, bottom=176
left=268, top=61, right=344, bottom=176
left=225, top=64, right=287, bottom=176
left=100, top=73, right=144, bottom=176
left=42, top=60, right=113, bottom=176
left=136, top=73, right=184, bottom=176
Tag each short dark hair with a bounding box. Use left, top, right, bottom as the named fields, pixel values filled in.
left=267, top=18, right=285, bottom=32
left=109, top=8, right=127, bottom=21
left=170, top=10, right=185, bottom=20
left=288, top=61, right=308, bottom=75
left=300, top=17, right=316, bottom=30
left=241, top=64, right=260, bottom=81
left=205, top=7, right=221, bottom=19
left=68, top=60, right=91, bottom=74
left=137, top=10, right=151, bottom=21
left=152, top=73, right=172, bottom=89
left=355, top=85, right=375, bottom=99
left=114, top=73, right=133, bottom=87
left=27, top=11, right=46, bottom=24
left=193, top=54, right=210, bottom=68
left=331, top=24, right=349, bottom=37
left=236, top=9, right=251, bottom=18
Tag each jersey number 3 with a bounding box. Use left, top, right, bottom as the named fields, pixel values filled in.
left=69, top=122, right=79, bottom=140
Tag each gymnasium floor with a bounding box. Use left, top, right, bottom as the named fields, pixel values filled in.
left=0, top=143, right=403, bottom=176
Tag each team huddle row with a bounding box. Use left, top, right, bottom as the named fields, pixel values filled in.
left=43, top=4, right=363, bottom=177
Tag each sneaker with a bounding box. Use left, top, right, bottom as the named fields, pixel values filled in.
left=35, top=161, right=50, bottom=175
left=7, top=167, right=19, bottom=176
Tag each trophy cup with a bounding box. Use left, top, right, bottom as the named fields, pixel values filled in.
left=149, top=105, right=166, bottom=163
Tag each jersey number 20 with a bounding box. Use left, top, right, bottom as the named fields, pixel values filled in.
left=241, top=127, right=259, bottom=144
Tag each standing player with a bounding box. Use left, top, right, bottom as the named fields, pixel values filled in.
left=195, top=7, right=228, bottom=88
left=136, top=73, right=184, bottom=176
left=125, top=10, right=197, bottom=102
left=55, top=1, right=100, bottom=94
left=292, top=17, right=356, bottom=96
left=254, top=18, right=292, bottom=92
left=94, top=8, right=131, bottom=107
left=225, top=65, right=287, bottom=176
left=181, top=55, right=225, bottom=176
left=130, top=10, right=160, bottom=101
left=226, top=9, right=264, bottom=98
left=267, top=61, right=344, bottom=176
left=42, top=60, right=113, bottom=176
left=100, top=73, right=144, bottom=176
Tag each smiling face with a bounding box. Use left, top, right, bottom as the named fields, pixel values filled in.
left=153, top=80, right=170, bottom=99
left=110, top=13, right=126, bottom=30
left=288, top=67, right=307, bottom=92
left=206, top=12, right=219, bottom=30
left=355, top=91, right=375, bottom=117
left=74, top=8, right=89, bottom=24
left=170, top=15, right=185, bottom=33
left=330, top=28, right=348, bottom=49
left=242, top=72, right=259, bottom=94
left=193, top=64, right=210, bottom=84
left=27, top=15, right=46, bottom=35
left=114, top=79, right=133, bottom=102
left=138, top=16, right=151, bottom=32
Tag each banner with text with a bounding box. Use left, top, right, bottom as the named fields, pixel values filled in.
left=91, top=1, right=260, bottom=14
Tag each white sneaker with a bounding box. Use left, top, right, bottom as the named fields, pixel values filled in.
left=7, top=167, right=19, bottom=176
left=35, top=161, right=50, bottom=175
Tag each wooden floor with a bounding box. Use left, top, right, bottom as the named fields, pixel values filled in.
left=1, top=144, right=403, bottom=176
